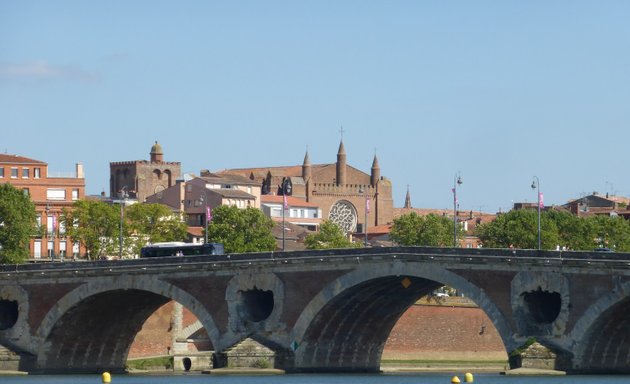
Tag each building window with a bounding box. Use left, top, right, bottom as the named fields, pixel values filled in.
left=34, top=240, right=42, bottom=258
left=34, top=167, right=41, bottom=178
left=73, top=242, right=80, bottom=257
left=47, top=189, right=66, bottom=201
left=22, top=168, right=29, bottom=178
left=47, top=241, right=54, bottom=258
left=0, top=167, right=4, bottom=178
left=11, top=167, right=18, bottom=178
left=72, top=189, right=79, bottom=200
left=22, top=188, right=29, bottom=197
left=59, top=241, right=67, bottom=258
left=47, top=216, right=55, bottom=236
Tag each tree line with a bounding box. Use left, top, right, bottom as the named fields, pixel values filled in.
left=3, top=183, right=630, bottom=263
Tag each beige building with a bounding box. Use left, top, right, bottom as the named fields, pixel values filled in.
left=146, top=174, right=261, bottom=243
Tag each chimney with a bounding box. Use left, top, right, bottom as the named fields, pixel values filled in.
left=76, top=163, right=84, bottom=179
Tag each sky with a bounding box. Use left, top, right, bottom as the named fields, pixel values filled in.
left=2, top=1, right=630, bottom=213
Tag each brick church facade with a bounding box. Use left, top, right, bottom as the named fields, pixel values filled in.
left=219, top=140, right=394, bottom=233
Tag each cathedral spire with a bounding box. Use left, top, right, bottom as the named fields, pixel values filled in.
left=404, top=185, right=412, bottom=209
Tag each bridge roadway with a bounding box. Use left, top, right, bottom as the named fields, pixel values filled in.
left=0, top=246, right=629, bottom=374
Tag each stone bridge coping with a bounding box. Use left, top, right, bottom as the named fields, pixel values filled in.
left=1, top=247, right=628, bottom=278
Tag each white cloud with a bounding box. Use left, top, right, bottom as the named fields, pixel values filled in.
left=0, top=60, right=100, bottom=83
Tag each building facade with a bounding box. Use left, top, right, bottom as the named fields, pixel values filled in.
left=110, top=141, right=181, bottom=202
left=218, top=140, right=394, bottom=234
left=0, top=154, right=86, bottom=259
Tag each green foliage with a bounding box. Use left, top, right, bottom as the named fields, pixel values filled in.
left=251, top=358, right=272, bottom=368
left=0, top=184, right=37, bottom=263
left=305, top=220, right=361, bottom=249
left=124, top=203, right=187, bottom=256
left=510, top=337, right=538, bottom=356
left=63, top=200, right=120, bottom=260
left=206, top=205, right=276, bottom=253
left=126, top=356, right=173, bottom=370
left=591, top=215, right=630, bottom=251
left=389, top=213, right=457, bottom=247
left=476, top=209, right=630, bottom=251
left=475, top=209, right=559, bottom=249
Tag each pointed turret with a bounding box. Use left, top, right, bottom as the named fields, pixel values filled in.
left=302, top=150, right=311, bottom=181
left=370, top=154, right=380, bottom=186
left=404, top=186, right=412, bottom=209
left=336, top=140, right=346, bottom=186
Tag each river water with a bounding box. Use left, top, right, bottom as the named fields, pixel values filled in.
left=0, top=373, right=625, bottom=384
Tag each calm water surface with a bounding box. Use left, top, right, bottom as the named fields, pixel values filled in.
left=0, top=373, right=625, bottom=384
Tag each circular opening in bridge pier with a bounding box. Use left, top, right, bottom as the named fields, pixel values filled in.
left=521, top=287, right=561, bottom=324
left=239, top=288, right=274, bottom=322
left=183, top=357, right=192, bottom=371
left=0, top=300, right=18, bottom=330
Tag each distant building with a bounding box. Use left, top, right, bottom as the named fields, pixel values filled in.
left=146, top=174, right=260, bottom=243
left=217, top=140, right=393, bottom=234
left=0, top=154, right=85, bottom=259
left=110, top=141, right=181, bottom=202
left=562, top=192, right=630, bottom=219
left=260, top=195, right=322, bottom=231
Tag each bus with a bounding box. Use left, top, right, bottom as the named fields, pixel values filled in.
left=140, top=242, right=224, bottom=258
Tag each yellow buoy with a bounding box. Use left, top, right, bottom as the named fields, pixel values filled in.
left=451, top=376, right=461, bottom=384
left=464, top=372, right=474, bottom=382
left=102, top=371, right=111, bottom=383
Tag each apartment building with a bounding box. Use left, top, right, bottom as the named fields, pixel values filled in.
left=0, top=154, right=86, bottom=259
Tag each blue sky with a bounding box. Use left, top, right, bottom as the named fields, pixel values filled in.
left=2, top=1, right=629, bottom=213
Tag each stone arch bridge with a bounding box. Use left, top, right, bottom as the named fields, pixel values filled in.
left=0, top=247, right=629, bottom=374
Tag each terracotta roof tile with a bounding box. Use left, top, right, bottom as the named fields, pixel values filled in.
left=0, top=154, right=46, bottom=164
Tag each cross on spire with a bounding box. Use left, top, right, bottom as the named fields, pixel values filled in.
left=339, top=125, right=345, bottom=139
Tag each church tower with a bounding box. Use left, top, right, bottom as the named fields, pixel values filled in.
left=336, top=140, right=346, bottom=186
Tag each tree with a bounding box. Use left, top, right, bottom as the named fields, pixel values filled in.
left=0, top=184, right=36, bottom=263
left=63, top=200, right=119, bottom=260
left=124, top=203, right=188, bottom=257
left=475, top=209, right=560, bottom=249
left=305, top=220, right=360, bottom=249
left=389, top=213, right=456, bottom=247
left=591, top=215, right=630, bottom=252
left=205, top=205, right=276, bottom=253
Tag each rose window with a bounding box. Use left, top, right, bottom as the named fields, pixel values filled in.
left=328, top=200, right=358, bottom=233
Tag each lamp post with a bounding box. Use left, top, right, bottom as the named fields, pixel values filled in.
left=282, top=178, right=290, bottom=251
left=453, top=173, right=462, bottom=247
left=359, top=187, right=369, bottom=247
left=119, top=186, right=128, bottom=259
left=531, top=176, right=541, bottom=250
left=200, top=188, right=209, bottom=244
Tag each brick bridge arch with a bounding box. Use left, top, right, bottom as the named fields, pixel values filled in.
left=33, top=275, right=220, bottom=373
left=569, top=279, right=630, bottom=373
left=286, top=261, right=513, bottom=372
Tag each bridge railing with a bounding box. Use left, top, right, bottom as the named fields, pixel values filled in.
left=1, top=247, right=629, bottom=277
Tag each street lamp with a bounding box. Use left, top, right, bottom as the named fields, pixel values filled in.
left=359, top=187, right=369, bottom=247
left=453, top=173, right=462, bottom=247
left=199, top=188, right=209, bottom=244
left=119, top=186, right=128, bottom=259
left=531, top=176, right=541, bottom=250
